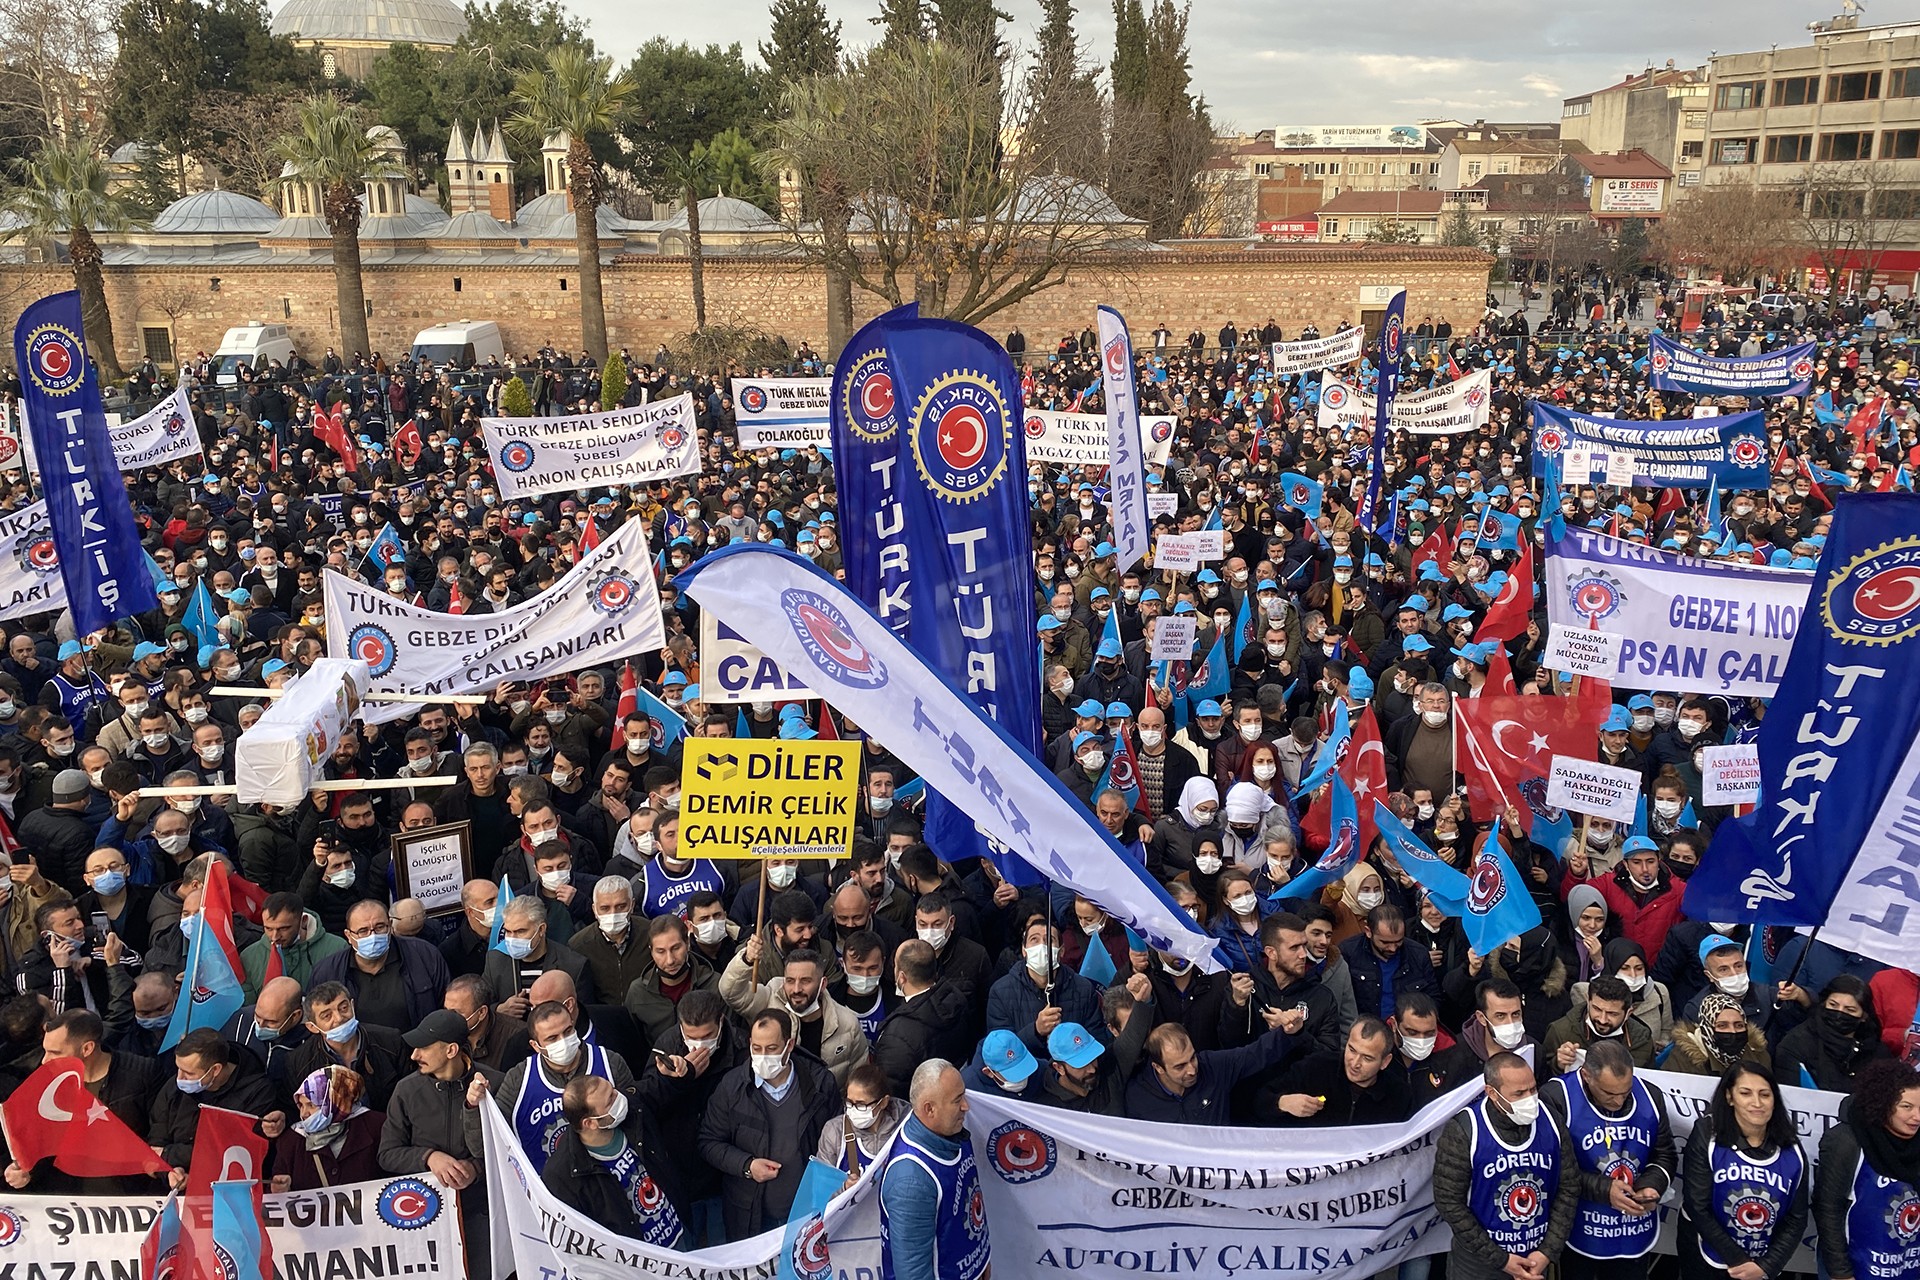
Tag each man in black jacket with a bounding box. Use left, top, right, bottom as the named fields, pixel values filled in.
left=1339, top=904, right=1439, bottom=1024
left=1217, top=911, right=1341, bottom=1054
left=17, top=769, right=95, bottom=893
left=286, top=981, right=411, bottom=1111
left=1034, top=977, right=1155, bottom=1116
left=543, top=1074, right=687, bottom=1249
left=636, top=989, right=741, bottom=1248
left=310, top=900, right=451, bottom=1031
left=148, top=1029, right=286, bottom=1182
left=6, top=1010, right=159, bottom=1193
left=1255, top=1017, right=1413, bottom=1127
left=871, top=941, right=972, bottom=1097
left=380, top=1010, right=501, bottom=1280
left=695, top=1009, right=841, bottom=1241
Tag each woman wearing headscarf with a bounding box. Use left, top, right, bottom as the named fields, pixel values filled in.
left=1149, top=778, right=1220, bottom=882
left=1561, top=884, right=1611, bottom=988
left=1327, top=863, right=1387, bottom=945
left=1219, top=780, right=1276, bottom=869
left=1678, top=1061, right=1809, bottom=1280
left=1669, top=993, right=1772, bottom=1077
left=1772, top=975, right=1892, bottom=1094
left=1816, top=1059, right=1920, bottom=1280
left=1571, top=938, right=1675, bottom=1051
left=269, top=1065, right=385, bottom=1190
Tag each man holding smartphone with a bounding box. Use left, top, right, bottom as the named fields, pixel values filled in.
left=17, top=898, right=128, bottom=1014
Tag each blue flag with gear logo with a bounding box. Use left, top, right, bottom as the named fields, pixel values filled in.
left=830, top=305, right=916, bottom=641
left=12, top=292, right=159, bottom=634
left=1690, top=495, right=1920, bottom=972
left=877, top=313, right=1044, bottom=884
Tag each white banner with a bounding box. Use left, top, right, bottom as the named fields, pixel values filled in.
left=1547, top=754, right=1642, bottom=823
left=1153, top=534, right=1201, bottom=572
left=325, top=520, right=667, bottom=725
left=1541, top=624, right=1622, bottom=679
left=0, top=402, right=23, bottom=471
left=481, top=396, right=701, bottom=497
left=1546, top=527, right=1813, bottom=699
left=1819, top=723, right=1920, bottom=973
left=481, top=1092, right=881, bottom=1279
left=110, top=385, right=203, bottom=469
left=966, top=1087, right=1461, bottom=1280
left=7, top=1174, right=465, bottom=1280
left=1701, top=744, right=1762, bottom=806
left=0, top=500, right=66, bottom=621
left=1098, top=307, right=1150, bottom=575
left=1022, top=408, right=1176, bottom=466
left=1271, top=327, right=1367, bottom=375
left=730, top=377, right=831, bottom=448
left=1150, top=615, right=1197, bottom=661
left=235, top=657, right=370, bottom=805
left=1318, top=368, right=1492, bottom=436
left=680, top=545, right=1224, bottom=969
left=699, top=607, right=816, bottom=703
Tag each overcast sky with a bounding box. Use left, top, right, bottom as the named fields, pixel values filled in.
left=568, top=0, right=1867, bottom=130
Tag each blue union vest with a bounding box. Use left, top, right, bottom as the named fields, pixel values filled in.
left=1559, top=1068, right=1660, bottom=1259
left=880, top=1121, right=990, bottom=1280
left=1465, top=1095, right=1561, bottom=1256
left=1845, top=1149, right=1920, bottom=1280
left=510, top=1041, right=614, bottom=1175
left=1687, top=1135, right=1804, bottom=1269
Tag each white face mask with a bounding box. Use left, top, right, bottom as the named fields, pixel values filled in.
left=197, top=745, right=223, bottom=764
left=1653, top=707, right=1676, bottom=727
left=1228, top=893, right=1257, bottom=916
left=917, top=925, right=949, bottom=949
left=750, top=1052, right=788, bottom=1082
left=477, top=906, right=497, bottom=928
left=1138, top=728, right=1163, bottom=749
left=1421, top=709, right=1448, bottom=728
left=184, top=706, right=210, bottom=724
left=1356, top=889, right=1385, bottom=910
left=1715, top=973, right=1751, bottom=998
left=539, top=868, right=569, bottom=890
left=543, top=1033, right=582, bottom=1067
left=1587, top=825, right=1615, bottom=847
left=1677, top=719, right=1704, bottom=740
left=693, top=918, right=729, bottom=945
left=1253, top=762, right=1277, bottom=782
left=598, top=912, right=630, bottom=936
left=1621, top=973, right=1647, bottom=993
left=847, top=1103, right=879, bottom=1130
left=846, top=972, right=881, bottom=995
left=1502, top=1091, right=1542, bottom=1125
left=1238, top=722, right=1263, bottom=742
left=1654, top=799, right=1682, bottom=819
left=1195, top=853, right=1223, bottom=875
left=1630, top=714, right=1653, bottom=733
left=1080, top=750, right=1106, bottom=771
left=1025, top=943, right=1057, bottom=974
left=1401, top=1034, right=1436, bottom=1061
left=1417, top=803, right=1436, bottom=820
left=768, top=865, right=798, bottom=889
left=1490, top=1020, right=1526, bottom=1049
left=530, top=828, right=559, bottom=847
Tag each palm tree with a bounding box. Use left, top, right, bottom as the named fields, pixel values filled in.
left=510, top=47, right=635, bottom=361
left=657, top=147, right=715, bottom=330
left=277, top=97, right=402, bottom=362
left=1, top=136, right=144, bottom=383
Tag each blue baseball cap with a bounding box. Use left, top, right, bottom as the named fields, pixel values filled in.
left=1075, top=699, right=1106, bottom=717
left=1442, top=603, right=1474, bottom=622
left=1627, top=694, right=1654, bottom=711
left=1105, top=701, right=1131, bottom=719
left=1090, top=586, right=1111, bottom=600
left=57, top=640, right=88, bottom=660
left=262, top=658, right=288, bottom=676
left=1139, top=588, right=1162, bottom=603
left=1047, top=1022, right=1105, bottom=1069
left=983, top=1029, right=1038, bottom=1083
left=1258, top=577, right=1281, bottom=591
left=1094, top=542, right=1116, bottom=559
left=132, top=642, right=167, bottom=661
left=1096, top=635, right=1123, bottom=659
left=1037, top=615, right=1063, bottom=632
left=661, top=671, right=688, bottom=688
left=1332, top=556, right=1352, bottom=569
left=1347, top=669, right=1374, bottom=700
left=1418, top=562, right=1446, bottom=582
left=1602, top=707, right=1631, bottom=733
left=1194, top=699, right=1224, bottom=718
left=682, top=683, right=702, bottom=701
left=1172, top=601, right=1197, bottom=615
left=1622, top=835, right=1659, bottom=856
left=224, top=588, right=252, bottom=604
left=1195, top=569, right=1221, bottom=584
left=779, top=719, right=817, bottom=740
left=1071, top=730, right=1100, bottom=753
left=1698, top=933, right=1741, bottom=965
left=1402, top=635, right=1433, bottom=653
left=1401, top=594, right=1430, bottom=613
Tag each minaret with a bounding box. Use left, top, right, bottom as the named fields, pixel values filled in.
left=480, top=122, right=515, bottom=221
left=447, top=122, right=481, bottom=214
left=542, top=131, right=571, bottom=208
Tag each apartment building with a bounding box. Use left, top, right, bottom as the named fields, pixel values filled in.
left=1561, top=64, right=1709, bottom=192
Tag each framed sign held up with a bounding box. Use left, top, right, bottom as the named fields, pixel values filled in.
left=390, top=821, right=474, bottom=916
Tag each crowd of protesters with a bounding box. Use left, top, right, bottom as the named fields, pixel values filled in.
left=0, top=280, right=1913, bottom=1280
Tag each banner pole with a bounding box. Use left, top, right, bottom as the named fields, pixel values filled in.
left=1774, top=926, right=1818, bottom=1004
left=751, top=863, right=769, bottom=987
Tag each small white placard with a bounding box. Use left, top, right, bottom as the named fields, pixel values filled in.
left=1546, top=754, right=1643, bottom=824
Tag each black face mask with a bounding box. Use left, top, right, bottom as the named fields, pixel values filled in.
left=1667, top=861, right=1696, bottom=881
left=1712, top=1029, right=1749, bottom=1058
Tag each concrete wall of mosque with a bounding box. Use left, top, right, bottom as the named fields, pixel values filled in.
left=3, top=247, right=1492, bottom=368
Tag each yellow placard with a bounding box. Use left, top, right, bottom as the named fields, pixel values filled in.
left=678, top=739, right=862, bottom=860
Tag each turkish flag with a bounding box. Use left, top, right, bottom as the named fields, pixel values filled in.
left=1303, top=706, right=1388, bottom=854
left=262, top=943, right=284, bottom=985
left=580, top=515, right=601, bottom=555
left=186, top=1106, right=269, bottom=1199
left=1480, top=538, right=1534, bottom=645
left=615, top=663, right=638, bottom=723
left=1484, top=643, right=1520, bottom=697
left=1846, top=395, right=1887, bottom=448
left=0, top=1056, right=172, bottom=1177
left=392, top=418, right=424, bottom=471
left=227, top=870, right=267, bottom=925
left=1454, top=690, right=1609, bottom=823
left=314, top=405, right=358, bottom=472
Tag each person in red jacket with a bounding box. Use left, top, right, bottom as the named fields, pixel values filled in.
left=1869, top=966, right=1920, bottom=1064
left=1557, top=836, right=1685, bottom=960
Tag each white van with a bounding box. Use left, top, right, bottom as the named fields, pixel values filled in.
left=411, top=320, right=504, bottom=370
left=212, top=321, right=297, bottom=386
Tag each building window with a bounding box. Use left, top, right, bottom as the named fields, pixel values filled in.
left=1877, top=188, right=1920, bottom=220
left=1466, top=160, right=1482, bottom=180
left=1322, top=219, right=1338, bottom=236
left=1680, top=140, right=1704, bottom=161
left=1828, top=70, right=1882, bottom=102
left=1772, top=76, right=1819, bottom=107
left=1313, top=162, right=1326, bottom=176
left=1429, top=161, right=1441, bottom=175
left=1809, top=188, right=1866, bottom=220
left=1328, top=161, right=1341, bottom=175
left=141, top=327, right=173, bottom=366
left=1820, top=131, right=1874, bottom=161
left=1712, top=137, right=1757, bottom=164
left=1494, top=159, right=1512, bottom=174
left=1678, top=171, right=1702, bottom=186
left=1715, top=80, right=1765, bottom=110
left=1253, top=162, right=1270, bottom=176
left=1684, top=110, right=1707, bottom=129
left=1885, top=129, right=1920, bottom=160
left=1765, top=134, right=1815, bottom=163
left=1890, top=67, right=1920, bottom=98
left=1564, top=100, right=1591, bottom=118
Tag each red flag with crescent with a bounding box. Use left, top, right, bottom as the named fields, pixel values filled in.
left=1479, top=537, right=1533, bottom=645
left=187, top=1106, right=269, bottom=1199
left=0, top=1056, right=172, bottom=1176
left=1454, top=690, right=1609, bottom=823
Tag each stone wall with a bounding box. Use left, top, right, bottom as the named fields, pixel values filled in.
left=3, top=245, right=1491, bottom=368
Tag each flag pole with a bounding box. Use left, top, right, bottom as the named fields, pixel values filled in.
left=750, top=857, right=769, bottom=987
